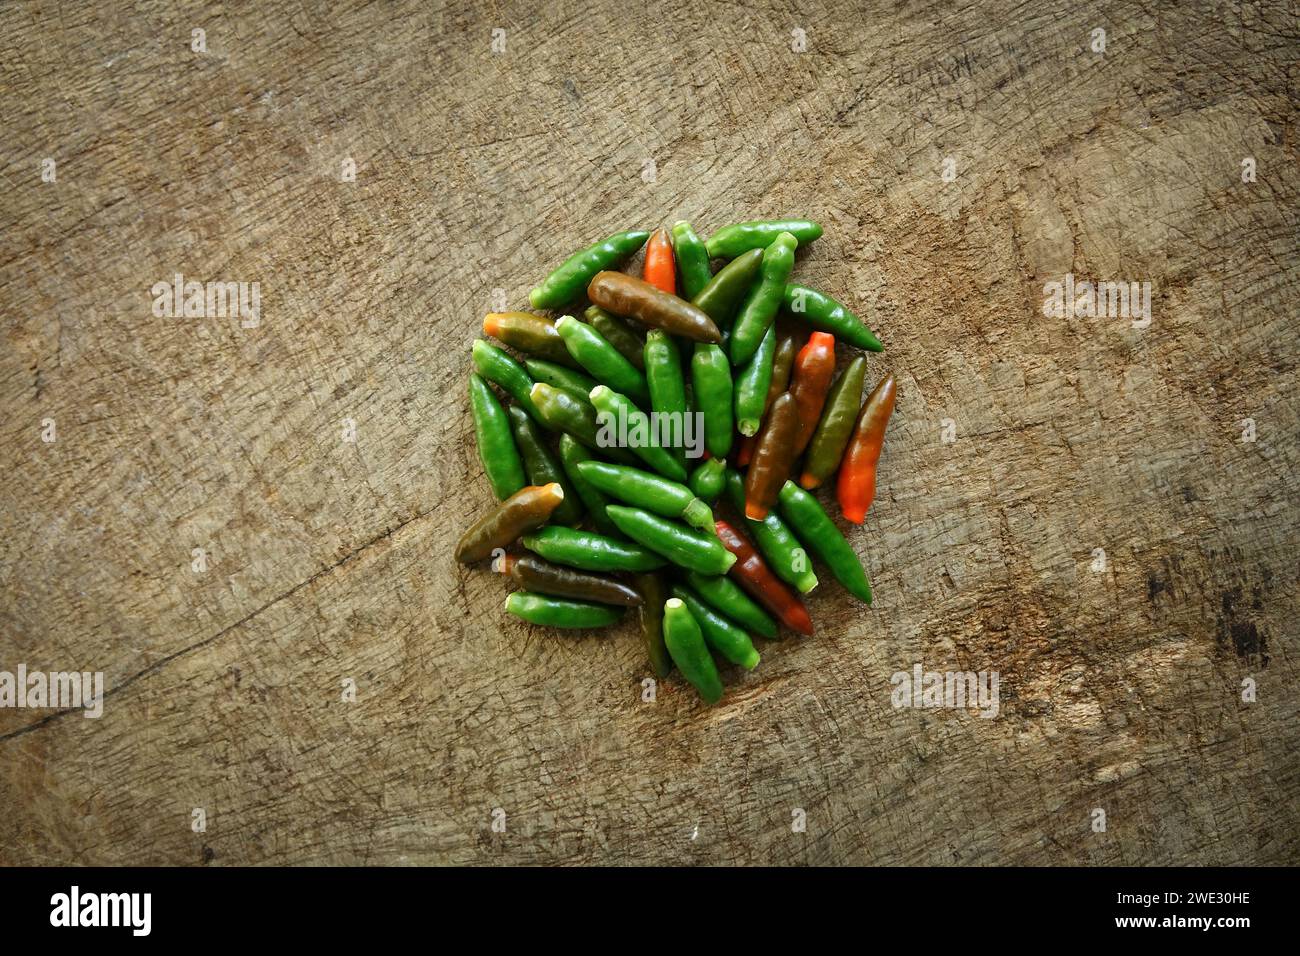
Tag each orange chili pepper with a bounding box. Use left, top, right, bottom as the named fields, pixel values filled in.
left=837, top=373, right=896, bottom=524
left=642, top=227, right=676, bottom=295
left=789, top=332, right=836, bottom=456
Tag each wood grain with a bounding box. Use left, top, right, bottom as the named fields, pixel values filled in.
left=1, top=0, right=1296, bottom=865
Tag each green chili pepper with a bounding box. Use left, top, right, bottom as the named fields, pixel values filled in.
left=507, top=406, right=583, bottom=525
left=684, top=570, right=777, bottom=639
left=556, top=434, right=620, bottom=536
left=605, top=506, right=736, bottom=576
left=691, top=344, right=733, bottom=458
left=505, top=591, right=625, bottom=628
left=634, top=572, right=673, bottom=678
left=776, top=480, right=873, bottom=603
left=589, top=385, right=688, bottom=482
left=469, top=373, right=526, bottom=500
left=691, top=248, right=763, bottom=330
left=530, top=383, right=635, bottom=464
left=495, top=553, right=642, bottom=606
left=585, top=305, right=646, bottom=370
left=800, top=354, right=867, bottom=489
left=457, top=483, right=566, bottom=563
left=671, top=585, right=760, bottom=670
left=483, top=312, right=577, bottom=367
left=729, top=232, right=797, bottom=367
left=575, top=460, right=713, bottom=533
left=472, top=340, right=544, bottom=425
left=705, top=219, right=822, bottom=259
left=556, top=316, right=651, bottom=405
left=688, top=457, right=726, bottom=504
left=723, top=468, right=818, bottom=594
left=671, top=220, right=713, bottom=300
left=734, top=324, right=776, bottom=436
left=522, top=526, right=666, bottom=572
left=783, top=284, right=883, bottom=352
left=530, top=230, right=650, bottom=310
left=663, top=598, right=723, bottom=704
left=524, top=359, right=598, bottom=406
left=643, top=330, right=688, bottom=471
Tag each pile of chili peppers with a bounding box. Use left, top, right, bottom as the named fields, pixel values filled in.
left=458, top=219, right=897, bottom=705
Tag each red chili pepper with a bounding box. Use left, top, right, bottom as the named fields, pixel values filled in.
left=789, top=332, right=836, bottom=456
left=714, top=519, right=814, bottom=635
left=838, top=373, right=896, bottom=524
left=642, top=227, right=676, bottom=295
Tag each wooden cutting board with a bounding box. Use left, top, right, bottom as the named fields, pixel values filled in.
left=1, top=0, right=1295, bottom=864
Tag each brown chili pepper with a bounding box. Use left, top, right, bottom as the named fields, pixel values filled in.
left=587, top=271, right=721, bottom=343
left=493, top=552, right=642, bottom=607
left=714, top=519, right=814, bottom=635
left=789, top=332, right=836, bottom=455
left=455, top=483, right=565, bottom=563
left=838, top=373, right=897, bottom=524
left=743, top=392, right=798, bottom=520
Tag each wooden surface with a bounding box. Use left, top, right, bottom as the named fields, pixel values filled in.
left=2, top=0, right=1297, bottom=865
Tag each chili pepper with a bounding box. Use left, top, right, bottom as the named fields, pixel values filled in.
left=587, top=272, right=721, bottom=344
left=744, top=391, right=798, bottom=519
left=556, top=434, right=620, bottom=535
left=524, top=359, right=597, bottom=406
left=783, top=284, right=883, bottom=352
left=838, top=372, right=896, bottom=524
left=729, top=232, right=797, bottom=366
left=691, top=344, right=733, bottom=458
left=522, top=526, right=666, bottom=572
left=472, top=339, right=544, bottom=425
left=606, top=505, right=736, bottom=576
left=469, top=373, right=526, bottom=500
left=688, top=457, right=726, bottom=504
left=555, top=316, right=650, bottom=406
left=456, top=483, right=566, bottom=564
left=530, top=383, right=635, bottom=464
left=671, top=585, right=760, bottom=670
left=800, top=354, right=867, bottom=489
left=643, top=329, right=688, bottom=471
left=589, top=385, right=688, bottom=482
left=585, top=305, right=645, bottom=370
left=575, top=460, right=713, bottom=533
left=684, top=570, right=777, bottom=639
left=777, top=480, right=873, bottom=603
left=642, top=227, right=676, bottom=295
left=507, top=406, right=583, bottom=525
left=737, top=329, right=799, bottom=464
left=789, top=332, right=836, bottom=455
left=734, top=325, right=776, bottom=436
left=723, top=467, right=818, bottom=594
left=671, top=220, right=712, bottom=300
left=634, top=572, right=673, bottom=678
left=705, top=219, right=823, bottom=259
left=494, top=553, right=641, bottom=607
left=691, top=248, right=763, bottom=330
left=505, top=591, right=624, bottom=628
left=483, top=312, right=577, bottom=367
left=530, top=229, right=650, bottom=309
left=662, top=598, right=723, bottom=704
left=714, top=520, right=814, bottom=635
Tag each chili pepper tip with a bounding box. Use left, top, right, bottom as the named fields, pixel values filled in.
left=798, top=473, right=821, bottom=490
left=745, top=504, right=768, bottom=520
